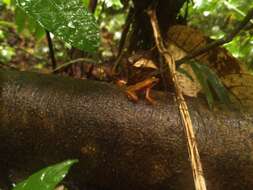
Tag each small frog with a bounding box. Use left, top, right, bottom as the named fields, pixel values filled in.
left=116, top=51, right=160, bottom=104
left=123, top=77, right=159, bottom=104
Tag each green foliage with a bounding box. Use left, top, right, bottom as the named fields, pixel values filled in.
left=82, top=0, right=89, bottom=8
left=0, top=0, right=46, bottom=40
left=177, top=67, right=194, bottom=81
left=188, top=0, right=253, bottom=68
left=1, top=0, right=11, bottom=6
left=0, top=44, right=15, bottom=62
left=104, top=0, right=123, bottom=9
left=16, top=0, right=100, bottom=52
left=15, top=6, right=45, bottom=39
left=96, top=0, right=124, bottom=30
left=190, top=61, right=231, bottom=108
left=13, top=160, right=78, bottom=190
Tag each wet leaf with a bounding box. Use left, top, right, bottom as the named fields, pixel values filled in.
left=16, top=0, right=100, bottom=52
left=13, top=160, right=78, bottom=190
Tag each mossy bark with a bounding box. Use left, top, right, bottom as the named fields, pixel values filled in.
left=0, top=69, right=253, bottom=190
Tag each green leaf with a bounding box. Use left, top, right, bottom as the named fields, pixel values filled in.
left=3, top=0, right=11, bottom=5
left=13, top=160, right=78, bottom=190
left=15, top=6, right=26, bottom=33
left=200, top=64, right=231, bottom=106
left=14, top=6, right=45, bottom=39
left=82, top=0, right=89, bottom=8
left=177, top=67, right=194, bottom=81
left=34, top=23, right=46, bottom=39
left=105, top=0, right=123, bottom=9
left=16, top=0, right=100, bottom=52
left=0, top=20, right=16, bottom=29
left=190, top=61, right=214, bottom=108
left=190, top=61, right=231, bottom=108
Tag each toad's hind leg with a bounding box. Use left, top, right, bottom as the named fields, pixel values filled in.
left=145, top=86, right=156, bottom=104
left=126, top=90, right=139, bottom=102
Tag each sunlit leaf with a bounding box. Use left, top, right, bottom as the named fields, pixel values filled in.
left=188, top=0, right=253, bottom=66
left=0, top=45, right=15, bottom=62
left=16, top=0, right=100, bottom=52
left=13, top=160, right=78, bottom=190
left=82, top=0, right=89, bottom=8
left=3, top=0, right=11, bottom=5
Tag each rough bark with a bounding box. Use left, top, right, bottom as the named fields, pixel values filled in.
left=0, top=69, right=253, bottom=190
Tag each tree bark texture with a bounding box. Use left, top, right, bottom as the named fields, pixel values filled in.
left=0, top=69, right=253, bottom=190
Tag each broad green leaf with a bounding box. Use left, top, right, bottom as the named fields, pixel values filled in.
left=13, top=160, right=78, bottom=190
left=34, top=23, right=46, bottom=39
left=15, top=6, right=45, bottom=39
left=15, top=6, right=26, bottom=33
left=16, top=0, right=100, bottom=52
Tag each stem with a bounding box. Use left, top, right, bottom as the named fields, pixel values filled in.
left=52, top=58, right=96, bottom=73
left=148, top=8, right=207, bottom=190
left=0, top=20, right=16, bottom=29
left=88, top=0, right=98, bottom=13
left=46, top=30, right=57, bottom=70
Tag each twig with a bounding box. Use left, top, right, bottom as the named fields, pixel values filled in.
left=46, top=30, right=57, bottom=70
left=88, top=0, right=98, bottom=13
left=52, top=58, right=96, bottom=73
left=15, top=47, right=46, bottom=62
left=0, top=61, right=18, bottom=70
left=176, top=8, right=253, bottom=67
left=112, top=9, right=134, bottom=74
left=117, top=7, right=134, bottom=56
left=0, top=20, right=16, bottom=29
left=148, top=8, right=207, bottom=190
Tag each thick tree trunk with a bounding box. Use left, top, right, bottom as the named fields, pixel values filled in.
left=0, top=69, right=253, bottom=190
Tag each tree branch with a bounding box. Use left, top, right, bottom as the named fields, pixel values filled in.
left=52, top=58, right=96, bottom=73
left=0, top=61, right=18, bottom=70
left=1, top=68, right=253, bottom=190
